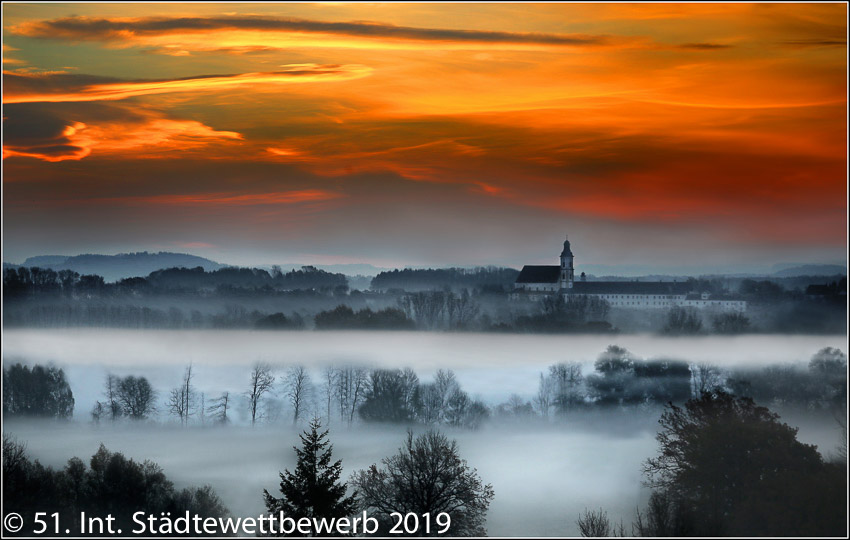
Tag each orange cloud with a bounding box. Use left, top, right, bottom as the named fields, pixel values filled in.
left=129, top=190, right=343, bottom=207
left=33, top=190, right=344, bottom=209
left=3, top=64, right=372, bottom=104
left=3, top=109, right=242, bottom=162
left=2, top=3, right=845, bottom=257
left=11, top=15, right=621, bottom=51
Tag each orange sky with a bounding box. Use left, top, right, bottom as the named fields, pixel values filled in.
left=2, top=3, right=847, bottom=271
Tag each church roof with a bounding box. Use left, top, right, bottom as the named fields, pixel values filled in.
left=570, top=281, right=691, bottom=295
left=516, top=265, right=561, bottom=283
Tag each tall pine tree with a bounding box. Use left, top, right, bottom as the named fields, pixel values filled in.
left=263, top=418, right=357, bottom=536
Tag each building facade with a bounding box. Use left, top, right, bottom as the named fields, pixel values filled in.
left=512, top=237, right=746, bottom=312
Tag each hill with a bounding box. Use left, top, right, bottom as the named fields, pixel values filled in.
left=771, top=264, right=847, bottom=278
left=19, top=252, right=224, bottom=282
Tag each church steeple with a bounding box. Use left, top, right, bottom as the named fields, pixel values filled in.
left=559, top=235, right=574, bottom=289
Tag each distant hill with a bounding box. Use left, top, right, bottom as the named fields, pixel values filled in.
left=771, top=264, right=846, bottom=278
left=18, top=252, right=224, bottom=282
left=21, top=255, right=70, bottom=267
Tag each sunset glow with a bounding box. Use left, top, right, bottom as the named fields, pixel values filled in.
left=2, top=2, right=846, bottom=269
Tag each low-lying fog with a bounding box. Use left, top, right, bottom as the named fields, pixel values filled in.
left=3, top=330, right=845, bottom=418
left=3, top=329, right=846, bottom=536
left=5, top=411, right=844, bottom=537
left=0, top=417, right=691, bottom=536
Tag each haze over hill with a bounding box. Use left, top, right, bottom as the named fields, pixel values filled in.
left=15, top=252, right=224, bottom=282
left=4, top=250, right=846, bottom=284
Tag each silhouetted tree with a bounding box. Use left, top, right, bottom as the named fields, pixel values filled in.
left=3, top=363, right=74, bottom=418
left=116, top=376, right=156, bottom=420
left=207, top=392, right=231, bottom=425
left=359, top=369, right=418, bottom=423
left=632, top=490, right=695, bottom=537
left=351, top=430, right=494, bottom=536
left=662, top=307, right=702, bottom=335
left=284, top=366, right=312, bottom=425
left=690, top=363, right=723, bottom=396
left=263, top=419, right=357, bottom=536
left=549, top=362, right=585, bottom=414
left=334, top=366, right=368, bottom=427
left=168, top=364, right=197, bottom=426
left=577, top=508, right=625, bottom=537
left=103, top=374, right=123, bottom=421
left=247, top=363, right=275, bottom=426
left=643, top=391, right=845, bottom=535
left=2, top=438, right=229, bottom=536
left=711, top=312, right=751, bottom=334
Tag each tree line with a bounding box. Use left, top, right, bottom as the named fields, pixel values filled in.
left=3, top=265, right=347, bottom=300
left=370, top=266, right=519, bottom=292
left=3, top=437, right=229, bottom=537
left=6, top=347, right=845, bottom=430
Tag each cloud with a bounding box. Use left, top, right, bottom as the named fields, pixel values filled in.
left=675, top=42, right=732, bottom=50
left=13, top=15, right=615, bottom=48
left=47, top=190, right=345, bottom=209
left=779, top=39, right=847, bottom=48
left=3, top=102, right=242, bottom=162
left=3, top=64, right=372, bottom=103
left=123, top=190, right=343, bottom=207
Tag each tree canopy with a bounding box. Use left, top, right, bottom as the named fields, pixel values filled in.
left=643, top=391, right=845, bottom=536
left=3, top=363, right=74, bottom=418
left=263, top=419, right=357, bottom=536
left=351, top=430, right=494, bottom=536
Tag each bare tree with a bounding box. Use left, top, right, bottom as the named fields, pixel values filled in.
left=400, top=291, right=447, bottom=329
left=418, top=383, right=443, bottom=424
left=198, top=392, right=206, bottom=425
left=549, top=362, right=584, bottom=414
left=433, top=369, right=460, bottom=422
left=351, top=430, right=494, bottom=536
left=577, top=508, right=611, bottom=537
left=207, top=392, right=231, bottom=425
left=246, top=362, right=275, bottom=426
left=535, top=372, right=555, bottom=419
left=400, top=367, right=420, bottom=414
left=116, top=376, right=156, bottom=420
left=348, top=368, right=368, bottom=426
left=91, top=401, right=105, bottom=424
left=335, top=366, right=368, bottom=426
left=444, top=388, right=471, bottom=427
left=167, top=386, right=189, bottom=425
left=323, top=367, right=338, bottom=425
left=284, top=365, right=312, bottom=425
left=690, top=363, right=723, bottom=396
left=447, top=289, right=480, bottom=329
left=103, top=374, right=123, bottom=421
left=167, top=364, right=196, bottom=426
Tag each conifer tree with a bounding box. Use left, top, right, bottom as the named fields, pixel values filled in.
left=263, top=419, right=357, bottom=536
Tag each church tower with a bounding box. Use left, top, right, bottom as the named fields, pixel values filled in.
left=559, top=235, right=574, bottom=290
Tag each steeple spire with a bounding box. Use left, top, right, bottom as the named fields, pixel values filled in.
left=559, top=235, right=574, bottom=289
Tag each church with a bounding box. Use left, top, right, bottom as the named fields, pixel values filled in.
left=512, top=237, right=746, bottom=312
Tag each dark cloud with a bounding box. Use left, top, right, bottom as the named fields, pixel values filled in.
left=15, top=15, right=613, bottom=46
left=3, top=103, right=94, bottom=159
left=3, top=101, right=145, bottom=147
left=779, top=39, right=846, bottom=48
left=676, top=42, right=732, bottom=50
left=4, top=66, right=369, bottom=103
left=3, top=72, right=123, bottom=97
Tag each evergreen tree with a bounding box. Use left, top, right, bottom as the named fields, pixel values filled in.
left=263, top=419, right=357, bottom=536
